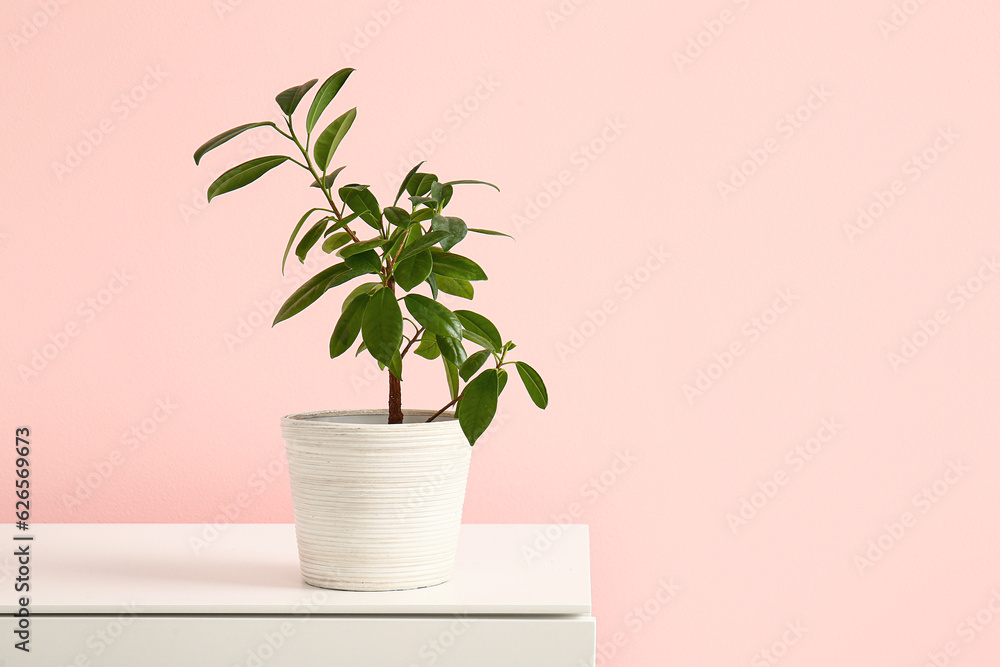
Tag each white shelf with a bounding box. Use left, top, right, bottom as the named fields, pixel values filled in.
left=3, top=523, right=594, bottom=666
left=5, top=523, right=591, bottom=615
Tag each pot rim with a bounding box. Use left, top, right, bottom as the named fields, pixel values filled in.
left=281, top=408, right=458, bottom=429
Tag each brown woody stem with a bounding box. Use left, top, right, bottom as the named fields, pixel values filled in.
left=400, top=327, right=425, bottom=359
left=426, top=392, right=463, bottom=423
left=387, top=277, right=404, bottom=424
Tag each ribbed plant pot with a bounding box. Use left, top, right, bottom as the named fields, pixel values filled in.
left=280, top=409, right=471, bottom=592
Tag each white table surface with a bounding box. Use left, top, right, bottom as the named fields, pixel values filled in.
left=3, top=523, right=591, bottom=616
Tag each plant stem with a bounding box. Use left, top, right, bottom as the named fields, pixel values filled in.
left=389, top=374, right=402, bottom=424
left=387, top=277, right=404, bottom=424
left=285, top=118, right=360, bottom=243
left=400, top=327, right=425, bottom=359
left=426, top=393, right=463, bottom=423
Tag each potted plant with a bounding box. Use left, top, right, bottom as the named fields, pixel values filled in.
left=193, top=69, right=548, bottom=591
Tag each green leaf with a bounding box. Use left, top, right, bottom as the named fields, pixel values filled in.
left=406, top=173, right=438, bottom=197
left=329, top=292, right=370, bottom=358
left=435, top=275, right=474, bottom=299
left=206, top=155, right=290, bottom=202
left=444, top=179, right=500, bottom=192
left=443, top=357, right=460, bottom=402
left=387, top=349, right=403, bottom=380
left=313, top=107, right=357, bottom=171
left=431, top=215, right=468, bottom=251
left=339, top=184, right=381, bottom=230
left=454, top=310, right=503, bottom=351
left=338, top=237, right=384, bottom=258
left=437, top=334, right=467, bottom=367
left=394, top=251, right=432, bottom=291
left=193, top=121, right=276, bottom=165
left=409, top=195, right=436, bottom=208
left=341, top=281, right=381, bottom=312
left=275, top=79, right=318, bottom=115
left=410, top=207, right=435, bottom=224
left=322, top=232, right=352, bottom=254
left=414, top=331, right=440, bottom=360
left=497, top=368, right=508, bottom=394
left=295, top=218, right=328, bottom=263
left=426, top=274, right=439, bottom=299
left=282, top=208, right=326, bottom=275
left=383, top=206, right=411, bottom=228
left=273, top=263, right=359, bottom=325
left=430, top=180, right=444, bottom=202
left=306, top=68, right=354, bottom=134
left=459, top=349, right=491, bottom=382
left=430, top=181, right=453, bottom=207
left=404, top=294, right=462, bottom=339
left=311, top=165, right=347, bottom=190
left=461, top=329, right=493, bottom=350
left=362, top=286, right=403, bottom=367
left=514, top=361, right=548, bottom=409
left=458, top=369, right=499, bottom=446
left=344, top=249, right=382, bottom=274
left=430, top=250, right=488, bottom=281
left=468, top=228, right=514, bottom=239
left=395, top=161, right=425, bottom=205
left=396, top=230, right=452, bottom=262
left=355, top=340, right=367, bottom=356
left=323, top=212, right=359, bottom=235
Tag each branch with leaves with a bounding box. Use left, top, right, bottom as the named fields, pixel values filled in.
left=193, top=69, right=548, bottom=445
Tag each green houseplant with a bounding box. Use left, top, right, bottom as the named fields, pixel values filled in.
left=194, top=69, right=547, bottom=590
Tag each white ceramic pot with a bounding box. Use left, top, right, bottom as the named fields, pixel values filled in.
left=280, top=409, right=471, bottom=591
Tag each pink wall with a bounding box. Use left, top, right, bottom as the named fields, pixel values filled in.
left=4, top=0, right=1000, bottom=664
